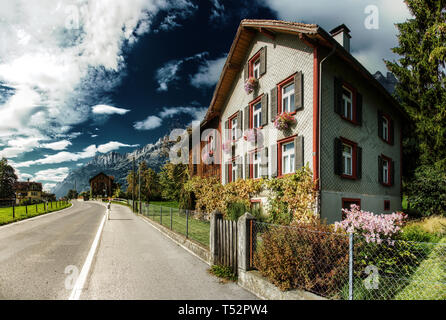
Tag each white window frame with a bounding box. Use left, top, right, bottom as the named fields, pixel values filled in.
left=342, top=143, right=353, bottom=176
left=382, top=159, right=389, bottom=184
left=282, top=82, right=295, bottom=113
left=253, top=59, right=260, bottom=79
left=231, top=117, right=238, bottom=141
left=382, top=116, right=389, bottom=141
left=282, top=141, right=295, bottom=175
left=208, top=135, right=215, bottom=152
left=253, top=102, right=262, bottom=129
left=342, top=86, right=353, bottom=121
left=252, top=151, right=261, bottom=179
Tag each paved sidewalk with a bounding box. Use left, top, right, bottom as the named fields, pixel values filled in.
left=81, top=203, right=257, bottom=300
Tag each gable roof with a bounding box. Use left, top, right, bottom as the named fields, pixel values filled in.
left=14, top=181, right=42, bottom=191
left=202, top=19, right=406, bottom=125
left=89, top=172, right=114, bottom=183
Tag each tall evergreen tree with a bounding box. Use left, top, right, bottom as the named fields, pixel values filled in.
left=386, top=0, right=446, bottom=170
left=0, top=158, right=18, bottom=200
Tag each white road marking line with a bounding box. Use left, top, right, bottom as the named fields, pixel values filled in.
left=68, top=208, right=107, bottom=300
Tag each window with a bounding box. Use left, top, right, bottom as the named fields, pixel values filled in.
left=379, top=155, right=393, bottom=186
left=231, top=117, right=238, bottom=141
left=253, top=59, right=260, bottom=79
left=231, top=160, right=237, bottom=182
left=252, top=151, right=261, bottom=179
left=208, top=135, right=215, bottom=153
left=282, top=82, right=295, bottom=113
left=342, top=86, right=353, bottom=121
left=342, top=198, right=361, bottom=219
left=252, top=102, right=262, bottom=129
left=342, top=143, right=353, bottom=176
left=384, top=200, right=390, bottom=211
left=382, top=158, right=389, bottom=184
left=282, top=141, right=295, bottom=175
left=382, top=116, right=389, bottom=141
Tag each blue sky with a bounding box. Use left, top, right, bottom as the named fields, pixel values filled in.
left=0, top=0, right=411, bottom=191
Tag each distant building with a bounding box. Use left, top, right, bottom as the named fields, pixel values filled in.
left=14, top=180, right=43, bottom=204
left=89, top=173, right=115, bottom=198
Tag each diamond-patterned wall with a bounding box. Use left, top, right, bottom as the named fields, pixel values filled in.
left=221, top=32, right=314, bottom=182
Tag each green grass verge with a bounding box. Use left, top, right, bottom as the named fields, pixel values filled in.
left=0, top=201, right=72, bottom=226
left=112, top=200, right=209, bottom=247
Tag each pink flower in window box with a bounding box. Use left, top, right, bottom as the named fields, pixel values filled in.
left=222, top=140, right=232, bottom=154
left=243, top=128, right=264, bottom=146
left=274, top=112, right=296, bottom=131
left=244, top=76, right=258, bottom=94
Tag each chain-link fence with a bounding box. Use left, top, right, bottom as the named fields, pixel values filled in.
left=115, top=199, right=210, bottom=248
left=250, top=221, right=446, bottom=300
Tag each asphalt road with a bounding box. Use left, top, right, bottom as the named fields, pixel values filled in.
left=0, top=200, right=105, bottom=299
left=81, top=203, right=256, bottom=300
left=0, top=200, right=256, bottom=300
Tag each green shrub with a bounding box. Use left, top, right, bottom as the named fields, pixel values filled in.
left=227, top=201, right=247, bottom=221
left=406, top=164, right=446, bottom=217
left=399, top=224, right=441, bottom=243
left=254, top=222, right=349, bottom=298
left=209, top=265, right=237, bottom=281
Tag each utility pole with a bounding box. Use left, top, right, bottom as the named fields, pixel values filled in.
left=132, top=156, right=135, bottom=212
left=138, top=163, right=141, bottom=214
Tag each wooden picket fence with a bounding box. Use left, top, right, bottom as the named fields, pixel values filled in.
left=215, top=216, right=238, bottom=273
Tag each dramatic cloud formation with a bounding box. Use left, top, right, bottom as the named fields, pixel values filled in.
left=0, top=0, right=196, bottom=158
left=134, top=105, right=207, bottom=130
left=261, top=0, right=412, bottom=73
left=41, top=140, right=72, bottom=151
left=92, top=104, right=130, bottom=115
left=190, top=55, right=227, bottom=88
left=34, top=167, right=70, bottom=183
left=14, top=141, right=139, bottom=168
left=155, top=52, right=208, bottom=91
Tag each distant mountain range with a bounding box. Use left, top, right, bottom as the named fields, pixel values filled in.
left=52, top=138, right=172, bottom=198
left=374, top=71, right=398, bottom=95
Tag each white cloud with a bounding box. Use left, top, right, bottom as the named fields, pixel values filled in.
left=134, top=105, right=207, bottom=131
left=92, top=104, right=130, bottom=115
left=97, top=141, right=139, bottom=153
left=14, top=141, right=139, bottom=167
left=134, top=116, right=163, bottom=130
left=0, top=0, right=196, bottom=157
left=41, top=140, right=72, bottom=151
left=155, top=52, right=208, bottom=91
left=190, top=55, right=227, bottom=88
left=34, top=167, right=69, bottom=182
left=261, top=0, right=412, bottom=73
left=43, top=183, right=57, bottom=192
left=91, top=134, right=98, bottom=138
left=0, top=136, right=42, bottom=158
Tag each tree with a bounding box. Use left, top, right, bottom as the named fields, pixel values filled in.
left=142, top=166, right=161, bottom=201
left=158, top=162, right=189, bottom=201
left=66, top=189, right=78, bottom=200
left=0, top=158, right=18, bottom=200
left=386, top=0, right=446, bottom=171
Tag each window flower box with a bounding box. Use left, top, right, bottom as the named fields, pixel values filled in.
left=243, top=128, right=264, bottom=146
left=244, top=76, right=258, bottom=94
left=274, top=112, right=296, bottom=131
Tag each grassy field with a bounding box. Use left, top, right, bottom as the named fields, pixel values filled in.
left=0, top=201, right=72, bottom=225
left=112, top=200, right=209, bottom=247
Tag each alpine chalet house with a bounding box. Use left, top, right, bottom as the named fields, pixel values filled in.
left=199, top=20, right=405, bottom=223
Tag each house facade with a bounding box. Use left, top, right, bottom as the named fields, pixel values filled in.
left=196, top=20, right=405, bottom=223
left=89, top=172, right=115, bottom=198
left=14, top=180, right=43, bottom=204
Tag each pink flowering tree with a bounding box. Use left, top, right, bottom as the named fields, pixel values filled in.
left=334, top=205, right=407, bottom=244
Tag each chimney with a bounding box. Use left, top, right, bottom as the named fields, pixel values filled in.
left=330, top=24, right=351, bottom=52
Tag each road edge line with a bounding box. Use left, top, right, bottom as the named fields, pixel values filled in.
left=68, top=207, right=107, bottom=300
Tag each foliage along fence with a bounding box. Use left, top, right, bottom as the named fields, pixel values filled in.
left=0, top=201, right=71, bottom=225
left=250, top=221, right=446, bottom=300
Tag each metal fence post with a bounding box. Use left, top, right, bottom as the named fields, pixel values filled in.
left=349, top=233, right=354, bottom=300
left=12, top=204, right=15, bottom=219
left=170, top=207, right=173, bottom=230
left=160, top=206, right=163, bottom=225
left=186, top=210, right=189, bottom=238
left=26, top=205, right=28, bottom=217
